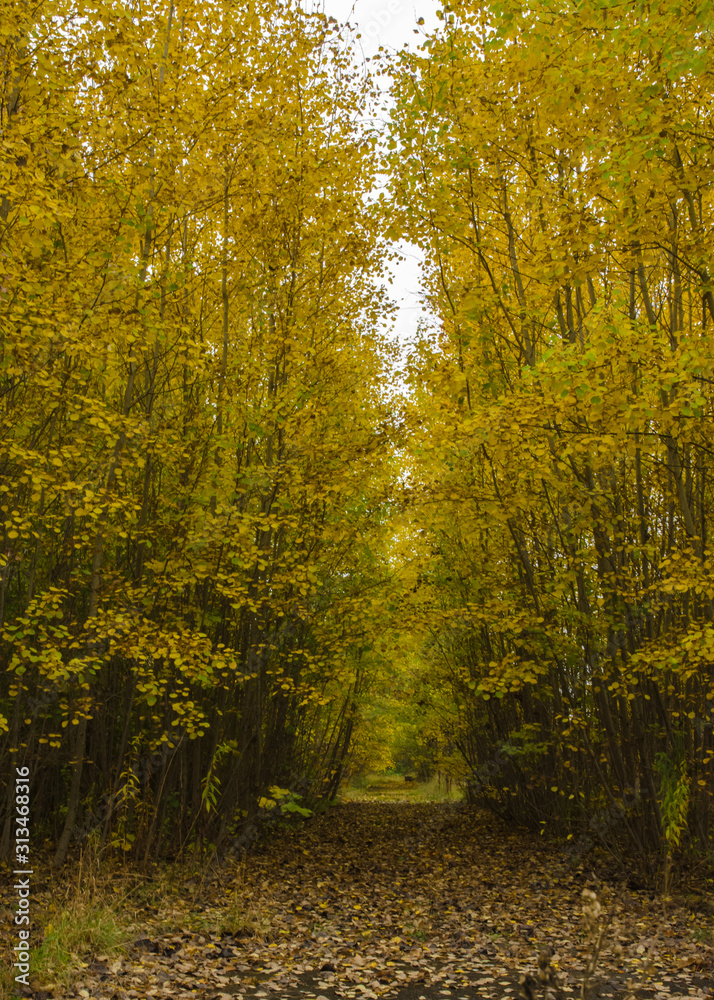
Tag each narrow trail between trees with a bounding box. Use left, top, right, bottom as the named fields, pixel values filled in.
left=62, top=803, right=712, bottom=1000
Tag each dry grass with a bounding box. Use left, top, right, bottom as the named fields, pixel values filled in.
left=0, top=848, right=129, bottom=999
left=0, top=847, right=274, bottom=1000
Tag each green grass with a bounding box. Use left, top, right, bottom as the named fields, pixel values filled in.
left=0, top=850, right=161, bottom=999
left=33, top=904, right=127, bottom=985
left=0, top=894, right=128, bottom=1000
left=0, top=851, right=272, bottom=1000
left=340, top=772, right=464, bottom=804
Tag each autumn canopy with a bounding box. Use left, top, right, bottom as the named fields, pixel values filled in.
left=0, top=0, right=713, bottom=881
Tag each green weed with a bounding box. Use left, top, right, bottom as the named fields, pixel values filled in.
left=0, top=848, right=134, bottom=999
left=31, top=904, right=126, bottom=989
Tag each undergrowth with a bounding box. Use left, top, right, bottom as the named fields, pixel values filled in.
left=0, top=849, right=128, bottom=999
left=0, top=847, right=270, bottom=999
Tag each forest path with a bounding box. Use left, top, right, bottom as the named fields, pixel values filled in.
left=62, top=803, right=711, bottom=1000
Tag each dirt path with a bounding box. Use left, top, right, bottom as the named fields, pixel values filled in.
left=57, top=803, right=712, bottom=1000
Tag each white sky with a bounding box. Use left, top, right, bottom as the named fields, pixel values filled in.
left=305, top=0, right=442, bottom=346
left=322, top=0, right=439, bottom=57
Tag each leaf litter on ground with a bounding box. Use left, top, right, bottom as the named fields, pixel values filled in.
left=10, top=802, right=714, bottom=1000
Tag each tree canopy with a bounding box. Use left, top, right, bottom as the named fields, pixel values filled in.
left=1, top=0, right=713, bottom=883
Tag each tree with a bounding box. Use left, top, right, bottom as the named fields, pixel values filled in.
left=0, top=0, right=397, bottom=864
left=389, top=0, right=714, bottom=877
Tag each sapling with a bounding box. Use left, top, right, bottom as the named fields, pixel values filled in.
left=580, top=889, right=609, bottom=1000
